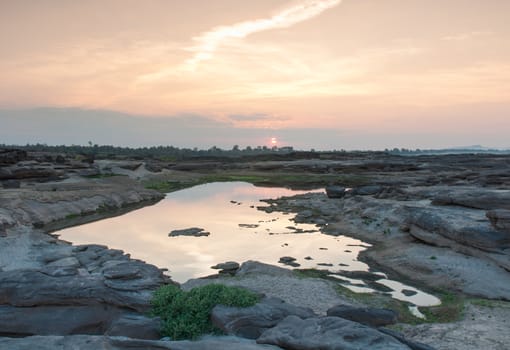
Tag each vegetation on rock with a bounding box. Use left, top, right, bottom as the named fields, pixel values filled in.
left=151, top=284, right=259, bottom=340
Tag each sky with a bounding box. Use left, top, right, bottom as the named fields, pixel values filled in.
left=1, top=0, right=509, bottom=150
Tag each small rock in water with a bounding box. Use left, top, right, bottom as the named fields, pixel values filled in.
left=279, top=256, right=300, bottom=267
left=319, top=247, right=328, bottom=250
left=238, top=223, right=259, bottom=228
left=317, top=263, right=333, bottom=267
left=168, top=227, right=210, bottom=237
left=304, top=256, right=313, bottom=260
left=401, top=289, right=418, bottom=297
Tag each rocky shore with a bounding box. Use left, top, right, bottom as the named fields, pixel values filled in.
left=1, top=148, right=509, bottom=349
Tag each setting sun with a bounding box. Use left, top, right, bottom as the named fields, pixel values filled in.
left=271, top=137, right=278, bottom=146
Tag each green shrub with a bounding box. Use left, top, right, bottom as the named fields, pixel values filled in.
left=151, top=284, right=259, bottom=340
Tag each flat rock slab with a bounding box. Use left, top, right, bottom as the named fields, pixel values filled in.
left=0, top=335, right=283, bottom=350
left=257, top=315, right=412, bottom=350
left=168, top=227, right=210, bottom=237
left=326, top=305, right=399, bottom=327
left=212, top=297, right=315, bottom=339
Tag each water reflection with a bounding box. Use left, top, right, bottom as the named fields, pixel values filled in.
left=58, top=182, right=367, bottom=282
left=57, top=182, right=441, bottom=309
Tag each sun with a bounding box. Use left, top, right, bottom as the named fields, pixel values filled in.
left=270, top=137, right=278, bottom=146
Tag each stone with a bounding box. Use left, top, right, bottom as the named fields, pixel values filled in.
left=0, top=304, right=123, bottom=336
left=407, top=207, right=510, bottom=251
left=278, top=256, right=300, bottom=267
left=211, top=297, right=316, bottom=339
left=168, top=227, right=210, bottom=237
left=486, top=209, right=510, bottom=233
left=107, top=313, right=161, bottom=340
left=0, top=335, right=283, bottom=350
left=326, top=305, right=399, bottom=327
left=379, top=328, right=438, bottom=350
left=0, top=265, right=166, bottom=312
left=257, top=316, right=412, bottom=350
left=432, top=190, right=510, bottom=210
left=236, top=261, right=293, bottom=277
left=2, top=179, right=20, bottom=189
left=211, top=261, right=240, bottom=271
left=325, top=186, right=346, bottom=198
left=401, top=289, right=418, bottom=297
left=353, top=185, right=383, bottom=196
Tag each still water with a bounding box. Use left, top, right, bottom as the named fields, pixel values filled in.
left=57, top=182, right=440, bottom=309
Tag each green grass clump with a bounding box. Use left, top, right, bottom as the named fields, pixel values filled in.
left=151, top=284, right=259, bottom=340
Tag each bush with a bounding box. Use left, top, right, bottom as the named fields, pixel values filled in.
left=151, top=283, right=259, bottom=340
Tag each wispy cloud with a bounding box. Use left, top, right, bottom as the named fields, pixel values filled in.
left=185, top=0, right=341, bottom=69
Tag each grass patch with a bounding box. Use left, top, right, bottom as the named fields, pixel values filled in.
left=151, top=284, right=259, bottom=340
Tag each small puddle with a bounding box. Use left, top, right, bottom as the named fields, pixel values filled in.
left=56, top=182, right=440, bottom=309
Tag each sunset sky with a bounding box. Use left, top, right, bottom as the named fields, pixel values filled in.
left=1, top=0, right=509, bottom=149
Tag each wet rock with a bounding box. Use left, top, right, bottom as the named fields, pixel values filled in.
left=211, top=297, right=315, bottom=339
left=327, top=305, right=399, bottom=327
left=401, top=289, right=418, bottom=297
left=337, top=270, right=385, bottom=281
left=257, top=316, right=412, bottom=350
left=278, top=256, right=300, bottom=267
left=168, top=227, right=210, bottom=237
left=325, top=186, right=346, bottom=198
left=239, top=224, right=260, bottom=228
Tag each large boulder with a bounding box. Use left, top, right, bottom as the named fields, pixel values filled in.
left=326, top=305, right=398, bottom=327
left=256, top=316, right=412, bottom=350
left=211, top=297, right=315, bottom=339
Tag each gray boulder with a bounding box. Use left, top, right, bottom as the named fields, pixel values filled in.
left=257, top=316, right=412, bottom=350
left=211, top=297, right=315, bottom=339
left=325, top=186, right=346, bottom=198
left=327, top=305, right=399, bottom=327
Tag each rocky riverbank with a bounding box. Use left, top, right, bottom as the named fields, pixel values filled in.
left=1, top=149, right=509, bottom=349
